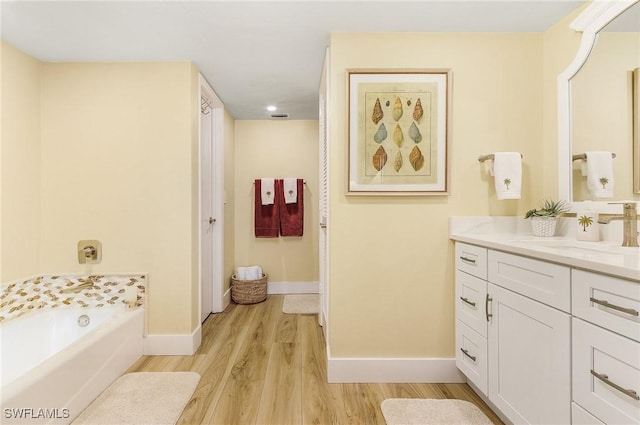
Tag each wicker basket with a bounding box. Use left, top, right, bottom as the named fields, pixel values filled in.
left=530, top=216, right=558, bottom=237
left=231, top=273, right=268, bottom=304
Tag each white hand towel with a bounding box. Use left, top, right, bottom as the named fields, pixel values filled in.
left=586, top=151, right=614, bottom=199
left=283, top=178, right=298, bottom=204
left=260, top=178, right=275, bottom=205
left=492, top=152, right=522, bottom=200
left=236, top=267, right=247, bottom=280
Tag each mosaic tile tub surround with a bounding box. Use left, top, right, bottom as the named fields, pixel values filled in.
left=0, top=274, right=147, bottom=322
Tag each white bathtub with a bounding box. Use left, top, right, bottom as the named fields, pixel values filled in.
left=0, top=307, right=143, bottom=424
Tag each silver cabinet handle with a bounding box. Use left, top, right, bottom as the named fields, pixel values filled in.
left=209, top=217, right=216, bottom=224
left=460, top=297, right=476, bottom=307
left=591, top=370, right=640, bottom=401
left=590, top=297, right=639, bottom=317
left=460, top=348, right=477, bottom=362
left=459, top=256, right=476, bottom=265
left=485, top=294, right=493, bottom=322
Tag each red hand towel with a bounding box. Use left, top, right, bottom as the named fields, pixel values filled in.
left=254, top=179, right=280, bottom=238
left=278, top=179, right=304, bottom=237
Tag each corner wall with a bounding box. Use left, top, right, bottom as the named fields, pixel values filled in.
left=39, top=62, right=197, bottom=336
left=328, top=33, right=543, bottom=363
left=1, top=42, right=42, bottom=282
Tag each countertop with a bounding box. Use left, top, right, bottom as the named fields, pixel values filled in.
left=450, top=216, right=640, bottom=282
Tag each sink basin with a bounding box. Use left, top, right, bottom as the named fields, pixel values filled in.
left=510, top=239, right=632, bottom=256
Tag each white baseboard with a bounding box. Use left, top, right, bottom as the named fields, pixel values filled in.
left=267, top=281, right=318, bottom=294
left=327, top=355, right=466, bottom=383
left=143, top=324, right=202, bottom=355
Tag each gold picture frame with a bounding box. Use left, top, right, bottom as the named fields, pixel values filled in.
left=347, top=69, right=452, bottom=195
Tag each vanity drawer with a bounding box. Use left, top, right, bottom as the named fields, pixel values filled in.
left=455, top=319, right=488, bottom=394
left=488, top=250, right=571, bottom=312
left=572, top=269, right=640, bottom=342
left=572, top=403, right=605, bottom=425
left=455, top=243, right=487, bottom=280
left=573, top=318, right=640, bottom=425
left=455, top=269, right=487, bottom=337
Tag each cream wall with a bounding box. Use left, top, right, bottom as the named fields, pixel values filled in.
left=1, top=42, right=42, bottom=282
left=572, top=32, right=640, bottom=201
left=234, top=120, right=319, bottom=284
left=39, top=62, right=198, bottom=335
left=224, top=110, right=236, bottom=293
left=328, top=33, right=544, bottom=357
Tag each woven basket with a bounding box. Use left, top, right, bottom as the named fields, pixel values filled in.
left=231, top=273, right=268, bottom=304
left=530, top=216, right=558, bottom=237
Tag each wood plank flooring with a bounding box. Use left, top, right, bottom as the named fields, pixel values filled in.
left=126, top=295, right=503, bottom=425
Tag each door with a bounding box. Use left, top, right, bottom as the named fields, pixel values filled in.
left=199, top=75, right=227, bottom=321
left=487, top=283, right=571, bottom=424
left=200, top=95, right=214, bottom=323
left=318, top=47, right=329, bottom=330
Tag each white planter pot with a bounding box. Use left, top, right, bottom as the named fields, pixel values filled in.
left=530, top=216, right=558, bottom=237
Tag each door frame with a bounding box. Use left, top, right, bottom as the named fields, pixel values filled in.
left=198, top=74, right=226, bottom=317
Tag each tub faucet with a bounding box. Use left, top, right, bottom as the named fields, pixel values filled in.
left=60, top=278, right=96, bottom=294
left=597, top=202, right=639, bottom=247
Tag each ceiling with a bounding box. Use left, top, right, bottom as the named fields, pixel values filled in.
left=1, top=0, right=587, bottom=120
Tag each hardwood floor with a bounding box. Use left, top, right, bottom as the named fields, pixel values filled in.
left=126, top=295, right=503, bottom=425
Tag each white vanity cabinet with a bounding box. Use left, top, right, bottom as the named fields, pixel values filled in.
left=454, top=243, right=488, bottom=394
left=455, top=243, right=572, bottom=425
left=571, top=270, right=640, bottom=425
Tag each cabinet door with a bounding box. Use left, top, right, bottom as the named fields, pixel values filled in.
left=488, top=283, right=571, bottom=425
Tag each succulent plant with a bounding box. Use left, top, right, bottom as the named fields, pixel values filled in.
left=524, top=199, right=570, bottom=219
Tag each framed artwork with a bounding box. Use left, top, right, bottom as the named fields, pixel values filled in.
left=634, top=67, right=639, bottom=194
left=347, top=69, right=452, bottom=195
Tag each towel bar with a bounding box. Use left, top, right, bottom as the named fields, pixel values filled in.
left=478, top=153, right=523, bottom=162
left=253, top=180, right=306, bottom=184
left=572, top=153, right=616, bottom=161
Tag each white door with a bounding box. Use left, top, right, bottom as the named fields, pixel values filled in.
left=318, top=48, right=330, bottom=331
left=488, top=283, right=571, bottom=424
left=199, top=75, right=227, bottom=321
left=200, top=96, right=214, bottom=323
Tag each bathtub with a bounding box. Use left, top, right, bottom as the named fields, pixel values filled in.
left=0, top=307, right=143, bottom=424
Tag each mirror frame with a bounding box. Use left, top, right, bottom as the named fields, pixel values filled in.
left=557, top=0, right=640, bottom=202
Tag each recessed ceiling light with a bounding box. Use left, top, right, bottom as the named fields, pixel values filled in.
left=266, top=105, right=277, bottom=112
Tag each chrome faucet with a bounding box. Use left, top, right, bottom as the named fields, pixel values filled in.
left=60, top=278, right=96, bottom=294
left=598, top=202, right=639, bottom=247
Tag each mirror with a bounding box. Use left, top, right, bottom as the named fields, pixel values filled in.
left=558, top=0, right=640, bottom=203
left=572, top=2, right=640, bottom=200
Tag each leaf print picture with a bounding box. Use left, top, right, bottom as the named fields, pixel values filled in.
left=504, top=178, right=511, bottom=190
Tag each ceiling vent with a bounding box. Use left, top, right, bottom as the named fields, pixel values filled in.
left=270, top=113, right=290, bottom=119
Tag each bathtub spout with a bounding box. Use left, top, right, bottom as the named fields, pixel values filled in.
left=60, top=280, right=95, bottom=294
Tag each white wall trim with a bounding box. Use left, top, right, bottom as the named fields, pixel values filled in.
left=267, top=281, right=319, bottom=294
left=223, top=286, right=232, bottom=307
left=327, top=356, right=465, bottom=383
left=143, top=324, right=202, bottom=355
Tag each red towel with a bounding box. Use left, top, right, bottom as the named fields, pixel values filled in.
left=278, top=179, right=304, bottom=237
left=254, top=179, right=280, bottom=238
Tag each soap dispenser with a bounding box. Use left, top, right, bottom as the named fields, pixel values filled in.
left=576, top=202, right=599, bottom=242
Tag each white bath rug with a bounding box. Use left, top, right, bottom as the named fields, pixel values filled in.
left=282, top=294, right=319, bottom=314
left=71, top=372, right=200, bottom=425
left=381, top=398, right=494, bottom=425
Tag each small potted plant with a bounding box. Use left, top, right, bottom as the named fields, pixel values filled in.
left=524, top=199, right=570, bottom=237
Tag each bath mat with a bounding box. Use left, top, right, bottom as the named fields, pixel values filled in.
left=381, top=398, right=493, bottom=425
left=283, top=294, right=319, bottom=314
left=72, top=371, right=200, bottom=425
